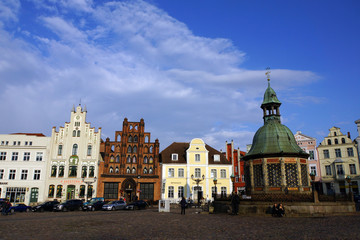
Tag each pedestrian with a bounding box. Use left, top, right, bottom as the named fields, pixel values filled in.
left=230, top=191, right=240, bottom=215
left=272, top=203, right=279, bottom=217
left=1, top=200, right=7, bottom=215
left=278, top=203, right=285, bottom=217
left=180, top=197, right=187, bottom=215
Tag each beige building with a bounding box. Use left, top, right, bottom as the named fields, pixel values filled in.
left=160, top=138, right=232, bottom=203
left=318, top=127, right=359, bottom=195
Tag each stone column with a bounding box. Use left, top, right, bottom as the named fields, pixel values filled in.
left=280, top=158, right=286, bottom=192
left=250, top=161, right=254, bottom=193
left=296, top=158, right=302, bottom=192
left=263, top=159, right=269, bottom=192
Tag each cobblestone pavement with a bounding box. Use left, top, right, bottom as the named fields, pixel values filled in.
left=0, top=207, right=360, bottom=240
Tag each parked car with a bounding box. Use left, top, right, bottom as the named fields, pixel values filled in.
left=125, top=200, right=148, bottom=210
left=33, top=200, right=59, bottom=212
left=83, top=200, right=107, bottom=211
left=9, top=203, right=32, bottom=213
left=83, top=197, right=105, bottom=207
left=54, top=199, right=83, bottom=212
left=102, top=200, right=127, bottom=211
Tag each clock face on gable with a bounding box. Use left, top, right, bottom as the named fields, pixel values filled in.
left=76, top=115, right=80, bottom=120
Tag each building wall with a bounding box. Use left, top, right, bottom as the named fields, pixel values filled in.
left=0, top=134, right=50, bottom=205
left=318, top=127, right=359, bottom=195
left=226, top=141, right=246, bottom=193
left=45, top=105, right=101, bottom=202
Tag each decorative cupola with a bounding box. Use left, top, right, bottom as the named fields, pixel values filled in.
left=261, top=69, right=281, bottom=123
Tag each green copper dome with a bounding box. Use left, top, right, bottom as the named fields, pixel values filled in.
left=243, top=80, right=308, bottom=160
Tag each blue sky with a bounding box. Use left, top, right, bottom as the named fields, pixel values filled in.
left=0, top=0, right=359, bottom=151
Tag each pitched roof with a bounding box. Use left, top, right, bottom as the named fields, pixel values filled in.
left=10, top=133, right=46, bottom=137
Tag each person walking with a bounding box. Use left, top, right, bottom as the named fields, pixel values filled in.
left=230, top=191, right=240, bottom=215
left=180, top=197, right=187, bottom=215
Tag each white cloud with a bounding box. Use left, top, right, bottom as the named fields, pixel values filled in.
left=0, top=0, right=20, bottom=23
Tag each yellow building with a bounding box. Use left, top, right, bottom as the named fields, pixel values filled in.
left=160, top=138, right=232, bottom=203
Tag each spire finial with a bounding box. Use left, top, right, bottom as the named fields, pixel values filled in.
left=265, top=67, right=271, bottom=83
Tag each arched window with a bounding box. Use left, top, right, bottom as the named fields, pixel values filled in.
left=145, top=136, right=149, bottom=143
left=72, top=144, right=78, bottom=155
left=134, top=135, right=138, bottom=142
left=143, top=167, right=148, bottom=174
left=87, top=145, right=92, bottom=156
left=126, top=167, right=130, bottom=174
left=342, top=138, right=346, bottom=144
left=128, top=135, right=133, bottom=142
left=77, top=130, right=80, bottom=137
left=72, top=130, right=76, bottom=137
left=134, top=125, right=138, bottom=131
left=143, top=156, right=148, bottom=164
left=110, top=156, right=114, bottom=163
left=127, top=155, right=131, bottom=163
left=149, top=157, right=153, bottom=164
left=149, top=167, right=153, bottom=174
left=132, top=156, right=137, bottom=163
left=109, top=167, right=114, bottom=173
left=327, top=139, right=332, bottom=145
left=335, top=139, right=338, bottom=144
left=129, top=124, right=133, bottom=130
left=115, top=167, right=119, bottom=173
left=149, top=146, right=153, bottom=153
left=334, top=132, right=337, bottom=136
left=133, top=146, right=137, bottom=153
left=144, top=146, right=149, bottom=153
left=132, top=167, right=136, bottom=174
left=116, top=155, right=120, bottom=163
left=111, top=145, right=115, bottom=152
left=127, top=146, right=132, bottom=153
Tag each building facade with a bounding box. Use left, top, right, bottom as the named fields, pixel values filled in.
left=225, top=141, right=246, bottom=194
left=46, top=105, right=101, bottom=202
left=0, top=133, right=50, bottom=205
left=160, top=138, right=232, bottom=203
left=294, top=131, right=321, bottom=184
left=96, top=118, right=161, bottom=203
left=318, top=127, right=359, bottom=195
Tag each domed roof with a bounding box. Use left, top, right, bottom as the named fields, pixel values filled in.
left=243, top=118, right=308, bottom=160
left=262, top=81, right=281, bottom=106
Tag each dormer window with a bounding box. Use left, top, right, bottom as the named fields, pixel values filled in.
left=214, top=154, right=220, bottom=162
left=171, top=154, right=178, bottom=161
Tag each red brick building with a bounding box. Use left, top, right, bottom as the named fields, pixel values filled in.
left=226, top=141, right=246, bottom=194
left=96, top=118, right=161, bottom=203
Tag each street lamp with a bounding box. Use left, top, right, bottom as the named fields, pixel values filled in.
left=82, top=176, right=97, bottom=203
left=309, top=172, right=318, bottom=203
left=213, top=177, right=217, bottom=200
left=137, top=175, right=141, bottom=200
left=230, top=174, right=235, bottom=193
left=191, top=174, right=205, bottom=207
left=346, top=175, right=353, bottom=201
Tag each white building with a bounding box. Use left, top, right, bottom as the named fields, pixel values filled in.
left=0, top=133, right=50, bottom=205
left=45, top=105, right=101, bottom=202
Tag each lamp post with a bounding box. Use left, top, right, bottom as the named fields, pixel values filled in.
left=82, top=176, right=97, bottom=203
left=191, top=174, right=205, bottom=207
left=230, top=174, right=235, bottom=194
left=346, top=175, right=353, bottom=202
left=309, top=172, right=318, bottom=203
left=213, top=177, right=217, bottom=200
left=137, top=175, right=141, bottom=200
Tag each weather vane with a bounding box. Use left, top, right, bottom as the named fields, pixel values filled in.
left=265, top=67, right=271, bottom=82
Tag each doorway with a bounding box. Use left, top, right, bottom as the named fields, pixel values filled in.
left=67, top=185, right=76, bottom=200
left=30, top=188, right=39, bottom=203
left=121, top=178, right=137, bottom=202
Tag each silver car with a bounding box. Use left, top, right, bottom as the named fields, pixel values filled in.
left=102, top=200, right=126, bottom=211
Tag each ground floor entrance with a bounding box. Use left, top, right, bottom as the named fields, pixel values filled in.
left=67, top=185, right=76, bottom=200
left=6, top=187, right=26, bottom=203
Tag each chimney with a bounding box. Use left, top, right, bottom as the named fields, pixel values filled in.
left=348, top=132, right=351, bottom=139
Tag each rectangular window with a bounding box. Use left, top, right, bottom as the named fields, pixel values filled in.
left=69, top=166, right=77, bottom=177
left=104, top=182, right=119, bottom=199
left=211, top=169, right=217, bottom=178
left=171, top=154, right=178, bottom=161
left=168, top=168, right=174, bottom=177
left=58, top=166, right=64, bottom=177
left=140, top=183, right=154, bottom=200
left=56, top=185, right=63, bottom=198
left=350, top=164, right=357, bottom=175
left=82, top=166, right=87, bottom=178
left=336, top=165, right=344, bottom=175
left=29, top=142, right=32, bottom=146
left=347, top=148, right=354, bottom=157
left=17, top=141, right=20, bottom=145
left=0, top=169, right=4, bottom=179
left=310, top=166, right=317, bottom=176
left=51, top=166, right=57, bottom=177
left=323, top=150, right=330, bottom=159
left=0, top=152, right=6, bottom=161
left=25, top=141, right=28, bottom=146
left=220, top=169, right=226, bottom=178
left=195, top=154, right=200, bottom=161
left=178, top=168, right=184, bottom=178
left=12, top=152, right=18, bottom=161
left=214, top=154, right=220, bottom=161
left=21, top=170, right=28, bottom=180
left=58, top=145, right=63, bottom=156
left=89, top=166, right=95, bottom=177
left=178, top=186, right=184, bottom=198
left=195, top=168, right=201, bottom=178
left=168, top=186, right=174, bottom=198
left=325, top=165, right=332, bottom=176
left=13, top=141, right=16, bottom=145
left=33, top=170, right=41, bottom=180
left=36, top=152, right=43, bottom=161
left=309, top=150, right=314, bottom=160
left=221, top=187, right=227, bottom=196
left=0, top=141, right=3, bottom=145
left=87, top=145, right=92, bottom=156
left=335, top=149, right=342, bottom=158
left=23, top=152, right=30, bottom=161
left=5, top=141, right=8, bottom=145
left=9, top=170, right=16, bottom=180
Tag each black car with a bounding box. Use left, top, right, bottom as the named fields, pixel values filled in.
left=125, top=200, right=148, bottom=210
left=83, top=200, right=107, bottom=211
left=33, top=201, right=59, bottom=212
left=54, top=199, right=83, bottom=212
